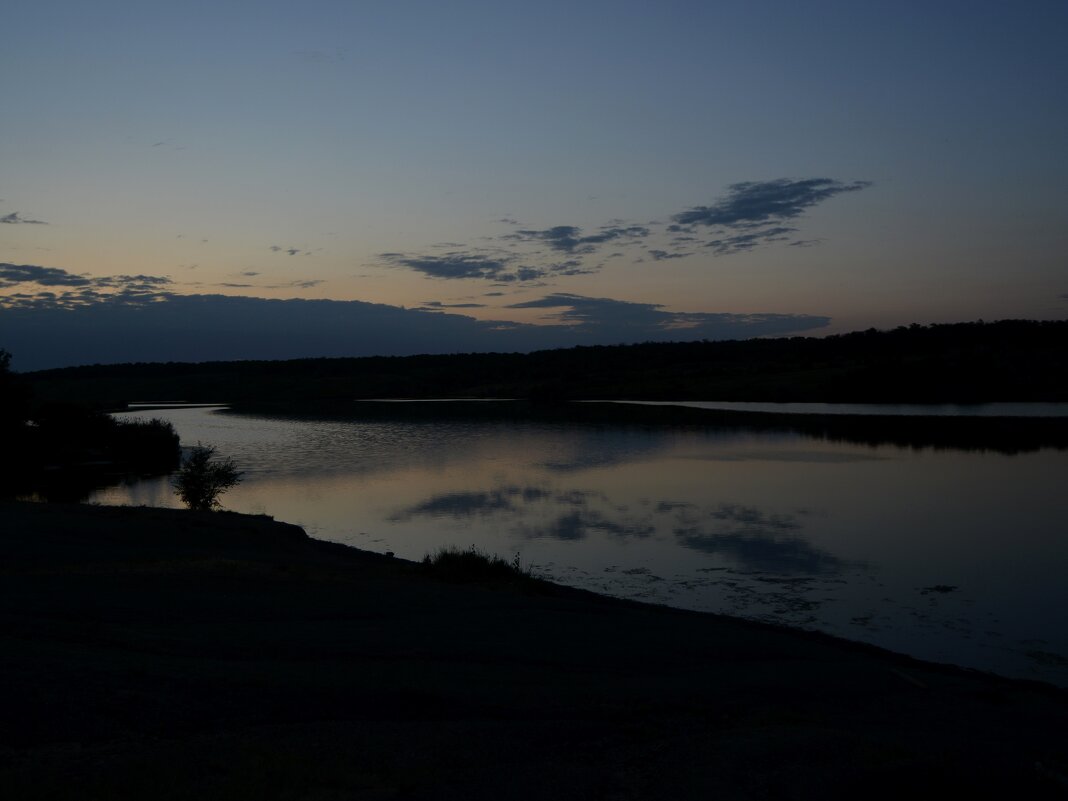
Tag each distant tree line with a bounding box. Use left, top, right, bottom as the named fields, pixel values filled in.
left=18, top=320, right=1068, bottom=406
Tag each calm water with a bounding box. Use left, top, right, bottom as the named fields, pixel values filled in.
left=620, top=400, right=1068, bottom=417
left=93, top=406, right=1068, bottom=686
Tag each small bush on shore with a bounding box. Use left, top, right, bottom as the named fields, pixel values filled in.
left=174, top=444, right=243, bottom=511
left=422, top=545, right=532, bottom=583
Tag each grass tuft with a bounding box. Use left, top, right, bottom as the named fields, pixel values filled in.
left=422, top=545, right=533, bottom=584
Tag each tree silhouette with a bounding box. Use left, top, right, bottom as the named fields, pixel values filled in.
left=0, top=349, right=28, bottom=431
left=174, top=444, right=243, bottom=511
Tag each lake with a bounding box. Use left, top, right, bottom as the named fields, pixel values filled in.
left=92, top=403, right=1068, bottom=686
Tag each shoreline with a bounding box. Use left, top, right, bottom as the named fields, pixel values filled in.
left=3, top=500, right=1067, bottom=799
left=220, top=398, right=1068, bottom=455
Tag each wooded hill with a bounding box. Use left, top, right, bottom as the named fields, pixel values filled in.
left=19, top=320, right=1068, bottom=407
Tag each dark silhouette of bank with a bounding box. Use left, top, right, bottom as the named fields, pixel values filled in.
left=21, top=320, right=1068, bottom=407
left=0, top=348, right=181, bottom=499
left=3, top=501, right=1067, bottom=800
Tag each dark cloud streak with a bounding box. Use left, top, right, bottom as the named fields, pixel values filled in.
left=1, top=212, right=48, bottom=225
left=647, top=249, right=689, bottom=261
left=703, top=226, right=797, bottom=256
left=382, top=178, right=869, bottom=284
left=672, top=178, right=871, bottom=229
left=418, top=300, right=487, bottom=309
left=380, top=252, right=526, bottom=281
left=505, top=224, right=649, bottom=255
left=1, top=263, right=92, bottom=287
left=507, top=293, right=829, bottom=340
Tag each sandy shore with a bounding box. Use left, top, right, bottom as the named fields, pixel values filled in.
left=2, top=500, right=1067, bottom=799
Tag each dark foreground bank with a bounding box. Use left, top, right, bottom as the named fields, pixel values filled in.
left=2, top=502, right=1067, bottom=800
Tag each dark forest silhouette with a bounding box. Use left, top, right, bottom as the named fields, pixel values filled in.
left=19, top=320, right=1068, bottom=406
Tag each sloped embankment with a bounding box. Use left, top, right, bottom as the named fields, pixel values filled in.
left=2, top=501, right=1066, bottom=800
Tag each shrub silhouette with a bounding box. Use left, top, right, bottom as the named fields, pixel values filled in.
left=110, top=417, right=181, bottom=472
left=174, top=444, right=242, bottom=511
left=422, top=545, right=532, bottom=583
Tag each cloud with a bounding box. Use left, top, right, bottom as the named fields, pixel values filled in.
left=0, top=264, right=176, bottom=309
left=417, top=300, right=487, bottom=309
left=1, top=284, right=174, bottom=311
left=672, top=178, right=871, bottom=229
left=0, top=292, right=529, bottom=369
left=509, top=293, right=668, bottom=326
left=380, top=255, right=555, bottom=286
left=506, top=292, right=830, bottom=340
left=639, top=178, right=874, bottom=260
left=92, top=274, right=173, bottom=289
left=380, top=251, right=524, bottom=281
left=1, top=263, right=92, bottom=287
left=270, top=245, right=304, bottom=256
left=208, top=277, right=324, bottom=291
left=647, top=249, right=690, bottom=261
left=703, top=226, right=797, bottom=256
left=1, top=264, right=173, bottom=293
left=505, top=224, right=649, bottom=255
left=583, top=224, right=650, bottom=246
left=379, top=248, right=600, bottom=283
left=1, top=264, right=831, bottom=370
left=379, top=178, right=867, bottom=284
left=1, top=212, right=48, bottom=225
left=546, top=258, right=596, bottom=276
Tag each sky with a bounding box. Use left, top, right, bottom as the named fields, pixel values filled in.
left=2, top=0, right=1066, bottom=370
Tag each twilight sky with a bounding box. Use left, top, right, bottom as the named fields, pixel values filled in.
left=2, top=0, right=1066, bottom=370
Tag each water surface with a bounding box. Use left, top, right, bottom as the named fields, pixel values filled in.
left=618, top=400, right=1068, bottom=417
left=93, top=406, right=1068, bottom=686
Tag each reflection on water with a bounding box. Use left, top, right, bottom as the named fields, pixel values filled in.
left=622, top=400, right=1068, bottom=417
left=92, top=406, right=1068, bottom=686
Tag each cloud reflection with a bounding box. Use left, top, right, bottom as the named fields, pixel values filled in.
left=675, top=530, right=844, bottom=575
left=519, top=510, right=656, bottom=541
left=670, top=503, right=844, bottom=575
left=390, top=484, right=657, bottom=542
left=390, top=485, right=554, bottom=520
